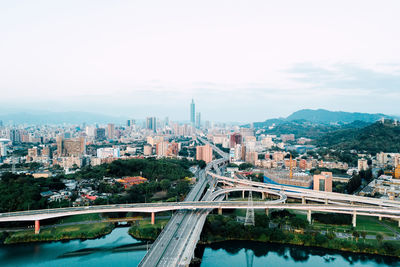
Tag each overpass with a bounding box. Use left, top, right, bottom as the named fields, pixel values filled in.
left=210, top=172, right=400, bottom=208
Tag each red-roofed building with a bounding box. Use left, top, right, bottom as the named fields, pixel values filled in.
left=117, top=176, right=148, bottom=189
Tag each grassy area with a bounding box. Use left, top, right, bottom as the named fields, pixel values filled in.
left=136, top=219, right=169, bottom=228
left=129, top=219, right=169, bottom=240
left=4, top=222, right=114, bottom=244
left=290, top=210, right=397, bottom=237
left=55, top=213, right=102, bottom=224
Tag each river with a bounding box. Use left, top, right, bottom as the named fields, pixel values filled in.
left=0, top=227, right=399, bottom=267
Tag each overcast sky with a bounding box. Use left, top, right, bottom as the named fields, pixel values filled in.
left=1, top=0, right=400, bottom=122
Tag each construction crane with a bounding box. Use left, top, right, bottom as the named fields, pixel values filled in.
left=289, top=153, right=293, bottom=179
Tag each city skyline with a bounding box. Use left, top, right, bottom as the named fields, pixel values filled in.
left=1, top=1, right=400, bottom=121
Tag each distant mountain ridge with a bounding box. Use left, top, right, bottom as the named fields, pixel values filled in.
left=0, top=111, right=125, bottom=125
left=287, top=109, right=393, bottom=124
left=251, top=109, right=396, bottom=128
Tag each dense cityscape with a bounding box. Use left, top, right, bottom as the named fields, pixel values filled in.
left=1, top=99, right=400, bottom=266
left=2, top=1, right=400, bottom=266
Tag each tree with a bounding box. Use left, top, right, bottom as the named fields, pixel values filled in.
left=197, top=160, right=206, bottom=169
left=160, top=179, right=171, bottom=191
left=239, top=163, right=253, bottom=170
left=176, top=181, right=189, bottom=196
left=360, top=231, right=367, bottom=242
left=352, top=231, right=360, bottom=242
left=376, top=233, right=384, bottom=244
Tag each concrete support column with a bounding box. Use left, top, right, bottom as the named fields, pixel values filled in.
left=225, top=193, right=229, bottom=200
left=265, top=208, right=269, bottom=216
left=35, top=220, right=40, bottom=234
left=379, top=216, right=382, bottom=221
left=352, top=212, right=357, bottom=228
left=307, top=210, right=312, bottom=224
left=151, top=212, right=155, bottom=225
left=218, top=207, right=222, bottom=215
left=398, top=219, right=400, bottom=227
left=301, top=197, right=306, bottom=205
left=261, top=192, right=265, bottom=200
left=242, top=190, right=245, bottom=199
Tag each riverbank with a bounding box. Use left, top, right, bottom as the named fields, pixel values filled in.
left=127, top=213, right=400, bottom=259
left=2, top=222, right=115, bottom=244
left=202, top=214, right=400, bottom=258
left=128, top=219, right=169, bottom=240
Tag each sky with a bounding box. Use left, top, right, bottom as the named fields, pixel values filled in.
left=1, top=0, right=400, bottom=122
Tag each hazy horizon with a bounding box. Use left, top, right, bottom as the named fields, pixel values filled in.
left=1, top=0, right=400, bottom=122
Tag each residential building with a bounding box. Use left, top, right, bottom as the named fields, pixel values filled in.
left=196, top=144, right=213, bottom=163
left=313, top=172, right=333, bottom=192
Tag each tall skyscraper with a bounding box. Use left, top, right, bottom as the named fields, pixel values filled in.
left=190, top=99, right=195, bottom=125
left=196, top=112, right=201, bottom=129
left=107, top=123, right=115, bottom=139
left=127, top=119, right=135, bottom=127
left=95, top=128, right=106, bottom=141
left=146, top=117, right=157, bottom=132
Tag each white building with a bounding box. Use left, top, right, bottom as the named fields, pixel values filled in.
left=97, top=147, right=121, bottom=159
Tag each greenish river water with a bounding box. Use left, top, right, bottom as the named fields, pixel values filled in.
left=0, top=227, right=399, bottom=266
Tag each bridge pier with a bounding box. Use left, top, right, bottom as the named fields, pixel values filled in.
left=261, top=192, right=265, bottom=200
left=398, top=219, right=400, bottom=227
left=225, top=193, right=229, bottom=200
left=379, top=216, right=382, bottom=221
left=151, top=212, right=155, bottom=225
left=301, top=197, right=306, bottom=205
left=325, top=198, right=328, bottom=204
left=242, top=190, right=245, bottom=199
left=265, top=208, right=269, bottom=216
left=35, top=220, right=40, bottom=234
left=218, top=207, right=222, bottom=215
left=307, top=210, right=312, bottom=224
left=352, top=212, right=357, bottom=227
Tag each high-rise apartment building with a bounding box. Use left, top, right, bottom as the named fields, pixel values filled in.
left=156, top=141, right=179, bottom=157
left=146, top=117, right=157, bottom=132
left=196, top=112, right=201, bottom=129
left=358, top=159, right=369, bottom=172
left=0, top=139, right=9, bottom=157
left=143, top=145, right=153, bottom=156
left=230, top=133, right=242, bottom=148
left=127, top=119, right=135, bottom=127
left=190, top=99, right=195, bottom=125
left=8, top=129, right=21, bottom=144
left=56, top=136, right=86, bottom=157
left=196, top=144, right=213, bottom=163
left=95, top=128, right=106, bottom=141
left=239, top=128, right=254, bottom=137
left=107, top=123, right=115, bottom=139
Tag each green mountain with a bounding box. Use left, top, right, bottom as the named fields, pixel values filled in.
left=287, top=109, right=393, bottom=124
left=315, top=120, right=400, bottom=154
left=262, top=120, right=369, bottom=139
left=250, top=109, right=396, bottom=129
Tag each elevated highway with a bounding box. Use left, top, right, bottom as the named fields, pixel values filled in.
left=211, top=172, right=400, bottom=208
left=138, top=139, right=228, bottom=266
